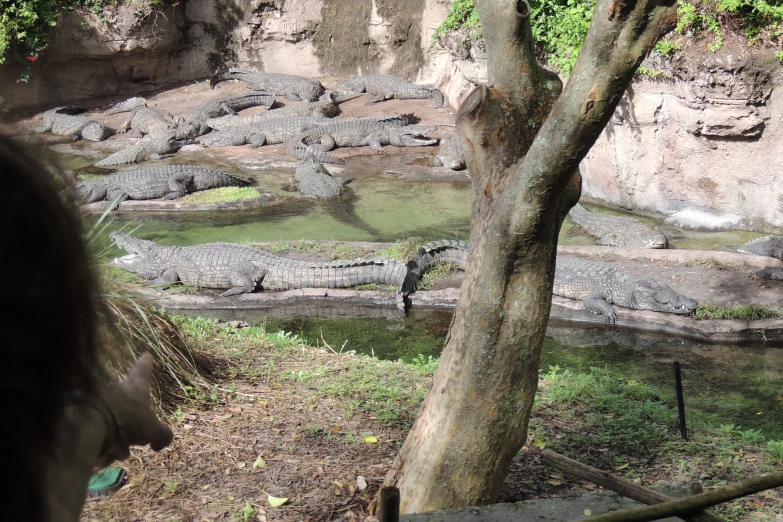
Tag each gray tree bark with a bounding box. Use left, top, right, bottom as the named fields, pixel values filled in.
left=382, top=0, right=677, bottom=513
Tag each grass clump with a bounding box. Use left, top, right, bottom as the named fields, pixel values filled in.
left=676, top=0, right=783, bottom=52
left=375, top=237, right=428, bottom=261
left=416, top=263, right=462, bottom=291
left=181, top=187, right=261, bottom=205
left=261, top=240, right=373, bottom=260
left=693, top=302, right=780, bottom=320
left=432, top=0, right=482, bottom=39
left=684, top=257, right=743, bottom=271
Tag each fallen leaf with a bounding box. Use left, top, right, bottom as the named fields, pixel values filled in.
left=253, top=455, right=266, bottom=469
left=533, top=438, right=546, bottom=450
left=349, top=485, right=355, bottom=494
left=267, top=495, right=288, bottom=507
left=219, top=414, right=233, bottom=421
left=229, top=407, right=242, bottom=414
left=357, top=476, right=368, bottom=491
left=584, top=509, right=592, bottom=516
left=546, top=480, right=562, bottom=486
left=614, top=463, right=629, bottom=471
left=364, top=435, right=378, bottom=444
left=228, top=495, right=235, bottom=501
left=333, top=481, right=344, bottom=488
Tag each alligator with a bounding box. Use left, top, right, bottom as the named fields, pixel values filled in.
left=432, top=135, right=466, bottom=170
left=105, top=97, right=147, bottom=116
left=110, top=232, right=408, bottom=308
left=294, top=158, right=348, bottom=200
left=568, top=203, right=670, bottom=249
left=210, top=68, right=325, bottom=102
left=403, top=240, right=698, bottom=323
left=201, top=116, right=331, bottom=148
left=119, top=105, right=177, bottom=138
left=737, top=235, right=783, bottom=281
left=30, top=107, right=114, bottom=142
left=289, top=115, right=439, bottom=164
left=336, top=74, right=445, bottom=108
left=205, top=92, right=361, bottom=130
left=75, top=164, right=251, bottom=209
left=94, top=130, right=193, bottom=167
left=178, top=93, right=276, bottom=137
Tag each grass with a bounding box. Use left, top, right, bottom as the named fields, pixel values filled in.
left=415, top=263, right=462, bottom=291
left=684, top=257, right=743, bottom=271
left=694, top=302, right=780, bottom=320
left=181, top=187, right=261, bottom=205
left=374, top=237, right=429, bottom=261
left=260, top=240, right=373, bottom=260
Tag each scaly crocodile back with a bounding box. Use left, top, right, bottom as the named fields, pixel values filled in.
left=568, top=203, right=669, bottom=249
left=400, top=239, right=469, bottom=295
left=736, top=235, right=780, bottom=257
left=106, top=97, right=147, bottom=115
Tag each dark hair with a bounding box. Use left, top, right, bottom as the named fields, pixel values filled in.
left=0, top=136, right=100, bottom=519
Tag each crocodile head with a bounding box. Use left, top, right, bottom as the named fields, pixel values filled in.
left=81, top=122, right=115, bottom=142
left=110, top=231, right=169, bottom=280
left=73, top=179, right=107, bottom=203
left=633, top=279, right=698, bottom=315
left=389, top=125, right=439, bottom=147
left=301, top=82, right=326, bottom=102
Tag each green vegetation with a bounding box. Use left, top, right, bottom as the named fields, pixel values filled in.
left=374, top=236, right=429, bottom=261
left=415, top=262, right=461, bottom=290
left=684, top=257, right=743, bottom=271
left=434, top=0, right=783, bottom=75
left=1, top=0, right=179, bottom=79
left=261, top=240, right=373, bottom=260
left=694, top=302, right=780, bottom=320
left=180, top=187, right=261, bottom=205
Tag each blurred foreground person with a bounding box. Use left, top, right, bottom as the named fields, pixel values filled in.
left=0, top=136, right=173, bottom=521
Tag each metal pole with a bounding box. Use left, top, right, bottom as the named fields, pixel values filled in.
left=378, top=486, right=400, bottom=522
left=674, top=361, right=687, bottom=440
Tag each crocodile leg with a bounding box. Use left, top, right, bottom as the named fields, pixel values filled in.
left=365, top=92, right=393, bottom=105
left=162, top=173, right=191, bottom=199
left=146, top=270, right=180, bottom=288
left=29, top=120, right=54, bottom=134
left=249, top=133, right=269, bottom=149
left=312, top=135, right=337, bottom=152
left=756, top=267, right=783, bottom=281
left=69, top=121, right=93, bottom=142
left=219, top=263, right=264, bottom=296
left=583, top=295, right=618, bottom=325
left=368, top=136, right=386, bottom=152
left=106, top=189, right=130, bottom=210
left=219, top=102, right=238, bottom=115
left=285, top=93, right=303, bottom=101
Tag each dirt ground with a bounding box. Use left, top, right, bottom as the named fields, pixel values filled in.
left=0, top=78, right=457, bottom=172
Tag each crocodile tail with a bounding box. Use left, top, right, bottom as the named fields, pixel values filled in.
left=210, top=69, right=235, bottom=89
left=399, top=239, right=469, bottom=295
left=736, top=235, right=777, bottom=257
left=105, top=97, right=147, bottom=116
left=290, top=141, right=346, bottom=165
left=329, top=91, right=363, bottom=104
left=429, top=89, right=444, bottom=109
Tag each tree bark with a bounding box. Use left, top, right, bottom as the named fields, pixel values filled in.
left=382, top=0, right=677, bottom=513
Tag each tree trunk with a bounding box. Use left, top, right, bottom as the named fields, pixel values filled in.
left=382, top=0, right=677, bottom=513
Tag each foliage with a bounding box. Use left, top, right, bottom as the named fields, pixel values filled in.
left=693, top=302, right=780, bottom=320
left=529, top=0, right=595, bottom=76
left=432, top=0, right=482, bottom=39
left=676, top=0, right=783, bottom=52
left=180, top=187, right=262, bottom=205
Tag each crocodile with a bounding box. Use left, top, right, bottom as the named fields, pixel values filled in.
left=201, top=116, right=331, bottom=148
left=178, top=92, right=276, bottom=137
left=30, top=107, right=114, bottom=142
left=432, top=135, right=466, bottom=170
left=105, top=97, right=147, bottom=116
left=205, top=92, right=361, bottom=130
left=75, top=164, right=251, bottom=209
left=210, top=68, right=325, bottom=102
left=404, top=240, right=698, bottom=323
left=110, top=232, right=408, bottom=308
left=94, top=130, right=193, bottom=167
left=336, top=74, right=445, bottom=108
left=294, top=158, right=348, bottom=200
left=568, top=203, right=670, bottom=249
left=737, top=235, right=783, bottom=281
left=119, top=105, right=177, bottom=138
left=289, top=115, right=439, bottom=164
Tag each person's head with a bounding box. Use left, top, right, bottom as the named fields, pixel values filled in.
left=0, top=135, right=100, bottom=519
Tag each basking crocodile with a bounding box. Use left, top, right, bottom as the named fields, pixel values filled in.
left=105, top=97, right=147, bottom=116
left=110, top=232, right=408, bottom=308
left=201, top=116, right=331, bottom=148
left=120, top=105, right=177, bottom=138
left=178, top=93, right=276, bottom=137
left=337, top=74, right=445, bottom=108
left=737, top=236, right=783, bottom=281
left=289, top=115, right=439, bottom=164
left=210, top=68, right=325, bottom=102
left=75, top=165, right=251, bottom=209
left=568, top=203, right=669, bottom=249
left=294, top=159, right=348, bottom=200
left=95, top=130, right=193, bottom=167
left=206, top=92, right=361, bottom=130
left=432, top=135, right=466, bottom=170
left=404, top=240, right=698, bottom=323
left=31, top=107, right=114, bottom=142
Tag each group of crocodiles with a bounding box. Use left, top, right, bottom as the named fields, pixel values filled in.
left=112, top=233, right=699, bottom=321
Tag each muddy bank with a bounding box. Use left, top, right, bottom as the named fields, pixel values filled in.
left=80, top=188, right=284, bottom=213
left=117, top=245, right=783, bottom=343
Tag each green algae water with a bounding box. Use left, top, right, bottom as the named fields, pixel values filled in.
left=185, top=308, right=783, bottom=439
